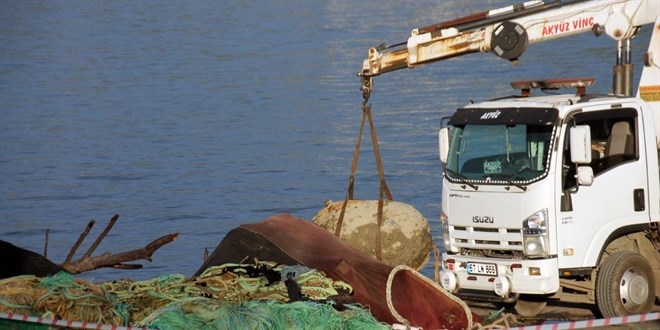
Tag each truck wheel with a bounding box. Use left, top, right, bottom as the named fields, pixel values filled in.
left=514, top=294, right=547, bottom=317
left=596, top=251, right=655, bottom=317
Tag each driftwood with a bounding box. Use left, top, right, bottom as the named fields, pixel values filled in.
left=59, top=214, right=179, bottom=274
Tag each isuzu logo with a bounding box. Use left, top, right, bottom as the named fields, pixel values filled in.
left=480, top=110, right=501, bottom=120
left=473, top=215, right=495, bottom=223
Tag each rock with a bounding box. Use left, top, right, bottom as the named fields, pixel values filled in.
left=313, top=200, right=433, bottom=270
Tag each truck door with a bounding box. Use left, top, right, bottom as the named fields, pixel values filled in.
left=558, top=107, right=649, bottom=269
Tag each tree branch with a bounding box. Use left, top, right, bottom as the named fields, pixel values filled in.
left=61, top=233, right=179, bottom=274
left=65, top=220, right=95, bottom=262
left=83, top=214, right=118, bottom=259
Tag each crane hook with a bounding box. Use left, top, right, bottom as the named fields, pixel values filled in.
left=360, top=76, right=373, bottom=104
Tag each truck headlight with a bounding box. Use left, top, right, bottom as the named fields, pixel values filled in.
left=523, top=235, right=547, bottom=256
left=441, top=211, right=452, bottom=251
left=522, top=209, right=549, bottom=257
left=522, top=208, right=547, bottom=235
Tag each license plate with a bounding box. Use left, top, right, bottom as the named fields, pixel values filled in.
left=466, top=262, right=497, bottom=276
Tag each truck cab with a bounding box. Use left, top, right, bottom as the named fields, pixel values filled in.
left=438, top=80, right=660, bottom=317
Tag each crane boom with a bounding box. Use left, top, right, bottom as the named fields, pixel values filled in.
left=360, top=0, right=659, bottom=79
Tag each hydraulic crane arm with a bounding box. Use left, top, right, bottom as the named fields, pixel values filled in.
left=360, top=0, right=659, bottom=78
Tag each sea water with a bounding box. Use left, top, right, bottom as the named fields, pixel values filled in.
left=0, top=0, right=652, bottom=282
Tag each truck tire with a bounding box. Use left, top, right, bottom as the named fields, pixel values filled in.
left=596, top=251, right=655, bottom=317
left=514, top=294, right=547, bottom=317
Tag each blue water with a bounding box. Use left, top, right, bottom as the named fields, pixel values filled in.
left=0, top=1, right=652, bottom=282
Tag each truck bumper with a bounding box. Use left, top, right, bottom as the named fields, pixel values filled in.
left=440, top=254, right=560, bottom=301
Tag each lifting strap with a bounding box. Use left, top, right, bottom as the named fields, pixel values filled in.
left=335, top=77, right=393, bottom=260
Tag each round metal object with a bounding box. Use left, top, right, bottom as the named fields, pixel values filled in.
left=491, top=21, right=528, bottom=60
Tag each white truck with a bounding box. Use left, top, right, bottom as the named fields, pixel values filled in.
left=359, top=0, right=660, bottom=317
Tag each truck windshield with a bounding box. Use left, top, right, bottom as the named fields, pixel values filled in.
left=446, top=124, right=554, bottom=183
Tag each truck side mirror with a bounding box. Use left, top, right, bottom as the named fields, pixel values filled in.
left=569, top=125, right=592, bottom=164
left=576, top=166, right=594, bottom=185
left=439, top=127, right=450, bottom=163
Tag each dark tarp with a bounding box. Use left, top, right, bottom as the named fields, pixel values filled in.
left=0, top=240, right=64, bottom=279
left=194, top=213, right=480, bottom=330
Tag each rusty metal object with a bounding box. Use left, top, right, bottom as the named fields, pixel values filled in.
left=511, top=77, right=596, bottom=96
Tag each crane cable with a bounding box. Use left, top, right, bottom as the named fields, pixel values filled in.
left=334, top=76, right=393, bottom=261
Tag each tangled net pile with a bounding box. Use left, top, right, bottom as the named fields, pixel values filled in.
left=0, top=261, right=388, bottom=330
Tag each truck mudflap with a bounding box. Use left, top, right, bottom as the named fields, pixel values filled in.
left=650, top=222, right=660, bottom=252
left=440, top=255, right=560, bottom=302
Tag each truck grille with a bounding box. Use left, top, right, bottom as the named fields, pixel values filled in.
left=450, top=226, right=523, bottom=251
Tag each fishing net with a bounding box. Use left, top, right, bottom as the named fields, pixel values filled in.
left=138, top=299, right=387, bottom=330
left=0, top=275, right=43, bottom=315
left=0, top=272, right=127, bottom=325
left=0, top=261, right=387, bottom=329
left=0, top=318, right=49, bottom=330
